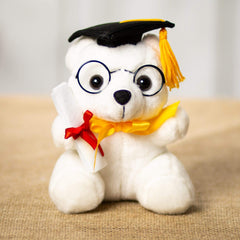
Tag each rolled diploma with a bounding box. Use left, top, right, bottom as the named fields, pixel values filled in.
left=51, top=82, right=107, bottom=172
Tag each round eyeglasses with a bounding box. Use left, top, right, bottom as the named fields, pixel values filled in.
left=76, top=60, right=165, bottom=96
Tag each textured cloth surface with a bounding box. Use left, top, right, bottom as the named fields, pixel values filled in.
left=0, top=97, right=240, bottom=239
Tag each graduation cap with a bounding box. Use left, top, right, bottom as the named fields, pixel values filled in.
left=69, top=19, right=185, bottom=89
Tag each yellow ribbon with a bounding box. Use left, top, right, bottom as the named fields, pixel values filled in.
left=89, top=101, right=180, bottom=168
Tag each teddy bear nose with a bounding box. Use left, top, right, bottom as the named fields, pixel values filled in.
left=113, top=90, right=132, bottom=105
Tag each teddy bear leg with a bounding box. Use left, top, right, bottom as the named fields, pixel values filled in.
left=49, top=150, right=105, bottom=214
left=135, top=152, right=194, bottom=214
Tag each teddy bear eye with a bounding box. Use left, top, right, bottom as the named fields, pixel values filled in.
left=76, top=60, right=111, bottom=94
left=136, top=75, right=152, bottom=91
left=90, top=75, right=104, bottom=90
left=134, top=65, right=165, bottom=96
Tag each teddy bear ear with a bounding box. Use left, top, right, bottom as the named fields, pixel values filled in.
left=65, top=37, right=94, bottom=72
left=65, top=43, right=77, bottom=72
left=142, top=34, right=160, bottom=54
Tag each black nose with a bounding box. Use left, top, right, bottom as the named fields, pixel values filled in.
left=113, top=90, right=132, bottom=105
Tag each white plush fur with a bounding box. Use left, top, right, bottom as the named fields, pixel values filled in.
left=49, top=35, right=194, bottom=214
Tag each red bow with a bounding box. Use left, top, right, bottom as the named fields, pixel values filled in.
left=65, top=110, right=104, bottom=156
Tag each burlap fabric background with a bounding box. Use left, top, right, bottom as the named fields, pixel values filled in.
left=0, top=97, right=239, bottom=239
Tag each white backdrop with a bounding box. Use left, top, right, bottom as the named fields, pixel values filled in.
left=0, top=0, right=240, bottom=98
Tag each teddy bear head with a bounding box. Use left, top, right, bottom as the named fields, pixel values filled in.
left=65, top=35, right=168, bottom=122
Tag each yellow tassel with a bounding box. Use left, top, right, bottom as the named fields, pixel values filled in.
left=159, top=28, right=185, bottom=89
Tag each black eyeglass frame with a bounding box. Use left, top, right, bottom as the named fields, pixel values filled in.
left=76, top=60, right=165, bottom=96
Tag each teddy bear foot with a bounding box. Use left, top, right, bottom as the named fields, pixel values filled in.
left=135, top=153, right=194, bottom=214
left=49, top=150, right=105, bottom=214
left=137, top=176, right=194, bottom=214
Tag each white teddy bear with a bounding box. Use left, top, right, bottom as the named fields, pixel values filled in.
left=49, top=20, right=195, bottom=214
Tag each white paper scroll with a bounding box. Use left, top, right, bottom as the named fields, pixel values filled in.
left=51, top=82, right=107, bottom=172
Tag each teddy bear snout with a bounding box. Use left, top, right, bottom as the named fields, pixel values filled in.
left=113, top=90, right=132, bottom=105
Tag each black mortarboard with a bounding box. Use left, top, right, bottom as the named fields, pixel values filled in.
left=68, top=19, right=174, bottom=47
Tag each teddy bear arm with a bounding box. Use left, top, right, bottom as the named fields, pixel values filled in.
left=150, top=107, right=189, bottom=146
left=52, top=115, right=75, bottom=150
left=174, top=106, right=190, bottom=138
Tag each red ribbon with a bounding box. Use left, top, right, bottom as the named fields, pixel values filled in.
left=65, top=110, right=104, bottom=156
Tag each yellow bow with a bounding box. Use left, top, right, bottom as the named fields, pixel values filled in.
left=89, top=101, right=180, bottom=168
